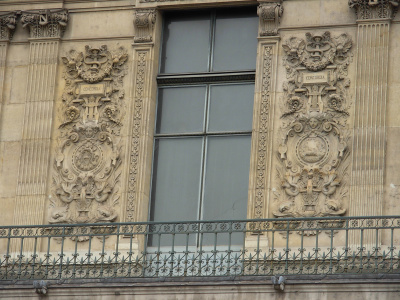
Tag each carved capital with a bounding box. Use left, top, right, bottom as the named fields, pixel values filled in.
left=349, top=0, right=399, bottom=20
left=133, top=9, right=156, bottom=43
left=21, top=9, right=68, bottom=38
left=0, top=11, right=18, bottom=41
left=258, top=1, right=283, bottom=36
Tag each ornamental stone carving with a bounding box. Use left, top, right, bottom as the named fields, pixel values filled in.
left=349, top=0, right=399, bottom=19
left=258, top=1, right=283, bottom=36
left=273, top=32, right=353, bottom=219
left=0, top=12, right=18, bottom=40
left=21, top=9, right=68, bottom=38
left=49, top=45, right=128, bottom=228
left=133, top=9, right=156, bottom=43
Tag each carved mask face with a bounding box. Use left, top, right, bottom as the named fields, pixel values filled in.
left=309, top=118, right=319, bottom=129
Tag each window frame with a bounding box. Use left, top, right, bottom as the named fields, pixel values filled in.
left=148, top=6, right=259, bottom=224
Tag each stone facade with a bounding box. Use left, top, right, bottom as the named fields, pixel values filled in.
left=0, top=0, right=400, bottom=298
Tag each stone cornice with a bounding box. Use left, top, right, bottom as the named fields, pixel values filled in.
left=349, top=0, right=399, bottom=20
left=0, top=11, right=18, bottom=41
left=21, top=9, right=68, bottom=38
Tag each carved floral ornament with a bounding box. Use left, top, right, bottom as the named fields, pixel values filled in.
left=50, top=45, right=128, bottom=238
left=349, top=0, right=399, bottom=19
left=274, top=32, right=353, bottom=224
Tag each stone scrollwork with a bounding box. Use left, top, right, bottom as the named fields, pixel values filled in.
left=274, top=32, right=353, bottom=219
left=349, top=0, right=399, bottom=19
left=0, top=12, right=18, bottom=41
left=21, top=9, right=68, bottom=38
left=50, top=45, right=128, bottom=229
left=133, top=9, right=156, bottom=43
left=258, top=1, right=284, bottom=36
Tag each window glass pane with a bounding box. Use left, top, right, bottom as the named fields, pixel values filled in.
left=202, top=135, right=251, bottom=221
left=212, top=8, right=258, bottom=71
left=208, top=83, right=254, bottom=132
left=201, top=135, right=251, bottom=245
left=150, top=137, right=203, bottom=223
left=161, top=12, right=210, bottom=74
left=157, top=86, right=206, bottom=134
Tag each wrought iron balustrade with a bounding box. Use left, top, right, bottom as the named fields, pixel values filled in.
left=0, top=216, right=400, bottom=280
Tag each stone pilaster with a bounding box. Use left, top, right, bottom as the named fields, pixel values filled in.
left=125, top=9, right=159, bottom=224
left=246, top=4, right=281, bottom=252
left=348, top=1, right=394, bottom=248
left=12, top=10, right=68, bottom=252
left=0, top=12, right=18, bottom=133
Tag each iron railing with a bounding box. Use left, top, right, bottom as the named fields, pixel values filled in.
left=1, top=216, right=400, bottom=280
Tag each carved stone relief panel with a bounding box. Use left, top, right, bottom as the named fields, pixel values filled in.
left=273, top=32, right=353, bottom=219
left=49, top=45, right=128, bottom=228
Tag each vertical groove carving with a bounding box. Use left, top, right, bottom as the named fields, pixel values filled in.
left=13, top=41, right=60, bottom=244
left=349, top=22, right=389, bottom=247
left=0, top=42, right=8, bottom=132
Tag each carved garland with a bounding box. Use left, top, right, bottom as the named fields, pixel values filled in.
left=274, top=32, right=353, bottom=221
left=50, top=45, right=128, bottom=232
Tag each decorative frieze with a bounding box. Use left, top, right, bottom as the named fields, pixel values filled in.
left=0, top=11, right=18, bottom=41
left=257, top=2, right=283, bottom=36
left=349, top=0, right=399, bottom=19
left=133, top=9, right=156, bottom=43
left=50, top=45, right=128, bottom=228
left=21, top=9, right=68, bottom=38
left=274, top=32, right=353, bottom=220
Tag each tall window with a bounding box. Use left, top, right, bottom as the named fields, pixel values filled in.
left=150, top=7, right=258, bottom=230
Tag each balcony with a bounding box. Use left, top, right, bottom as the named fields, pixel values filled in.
left=0, top=216, right=399, bottom=281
